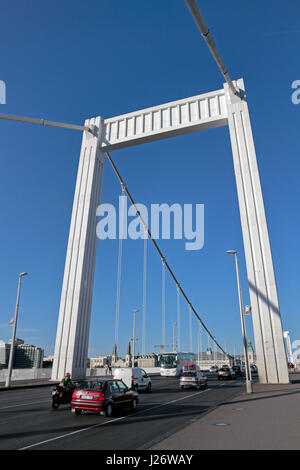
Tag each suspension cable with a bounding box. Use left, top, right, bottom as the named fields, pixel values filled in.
left=142, top=232, right=147, bottom=354
left=189, top=304, right=193, bottom=353
left=114, top=185, right=126, bottom=354
left=105, top=151, right=231, bottom=358
left=161, top=259, right=166, bottom=350
left=176, top=285, right=181, bottom=352
left=184, top=0, right=239, bottom=97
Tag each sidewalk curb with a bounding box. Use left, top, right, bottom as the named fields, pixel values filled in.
left=0, top=374, right=161, bottom=392
left=0, top=381, right=59, bottom=392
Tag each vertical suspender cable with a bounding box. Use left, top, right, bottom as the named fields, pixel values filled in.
left=189, top=304, right=193, bottom=352
left=162, top=260, right=166, bottom=350
left=199, top=323, right=202, bottom=362
left=142, top=232, right=147, bottom=355
left=177, top=285, right=181, bottom=352
left=114, top=186, right=126, bottom=355
left=214, top=339, right=216, bottom=365
left=176, top=286, right=180, bottom=351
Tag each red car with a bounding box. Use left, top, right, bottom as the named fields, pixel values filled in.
left=71, top=378, right=138, bottom=417
left=182, top=363, right=198, bottom=372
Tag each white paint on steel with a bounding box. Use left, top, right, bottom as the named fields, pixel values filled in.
left=51, top=117, right=105, bottom=381
left=225, top=78, right=289, bottom=384
left=51, top=78, right=288, bottom=384
left=101, top=89, right=228, bottom=151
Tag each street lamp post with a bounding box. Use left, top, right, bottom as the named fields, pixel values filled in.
left=226, top=250, right=252, bottom=394
left=131, top=309, right=139, bottom=368
left=5, top=272, right=28, bottom=388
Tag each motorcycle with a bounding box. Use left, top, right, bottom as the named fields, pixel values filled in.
left=51, top=383, right=76, bottom=409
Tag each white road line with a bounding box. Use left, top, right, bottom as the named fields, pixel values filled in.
left=19, top=388, right=211, bottom=450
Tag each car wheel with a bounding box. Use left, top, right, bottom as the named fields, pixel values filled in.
left=52, top=397, right=60, bottom=409
left=74, top=409, right=82, bottom=415
left=134, top=384, right=139, bottom=392
left=105, top=403, right=113, bottom=417
left=130, top=398, right=138, bottom=411
left=146, top=382, right=151, bottom=392
left=180, top=385, right=184, bottom=390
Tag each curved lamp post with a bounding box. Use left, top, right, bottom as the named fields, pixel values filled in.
left=5, top=272, right=28, bottom=388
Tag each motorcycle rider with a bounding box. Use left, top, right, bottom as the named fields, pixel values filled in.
left=60, top=373, right=75, bottom=395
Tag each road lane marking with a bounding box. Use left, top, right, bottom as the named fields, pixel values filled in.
left=141, top=389, right=210, bottom=414
left=19, top=388, right=211, bottom=450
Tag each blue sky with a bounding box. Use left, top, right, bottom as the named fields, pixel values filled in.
left=0, top=0, right=299, bottom=358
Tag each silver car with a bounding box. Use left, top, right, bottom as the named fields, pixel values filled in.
left=180, top=370, right=208, bottom=390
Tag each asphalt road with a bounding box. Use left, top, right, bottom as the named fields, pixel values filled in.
left=0, top=374, right=248, bottom=450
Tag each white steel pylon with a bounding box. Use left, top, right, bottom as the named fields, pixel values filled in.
left=51, top=79, right=288, bottom=384
left=51, top=118, right=105, bottom=380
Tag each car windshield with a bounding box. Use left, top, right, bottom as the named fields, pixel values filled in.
left=220, top=367, right=230, bottom=371
left=77, top=380, right=105, bottom=391
left=160, top=354, right=177, bottom=369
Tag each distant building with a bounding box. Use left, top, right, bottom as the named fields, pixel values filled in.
left=125, top=342, right=131, bottom=367
left=112, top=344, right=118, bottom=364
left=248, top=340, right=255, bottom=364
left=14, top=344, right=44, bottom=368
left=0, top=342, right=10, bottom=369
left=0, top=339, right=44, bottom=368
left=137, top=353, right=159, bottom=368
left=197, top=350, right=232, bottom=370
left=113, top=358, right=126, bottom=368
left=8, top=338, right=24, bottom=346
left=89, top=355, right=112, bottom=368
left=43, top=355, right=54, bottom=368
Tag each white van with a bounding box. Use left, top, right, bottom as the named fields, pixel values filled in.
left=114, top=367, right=151, bottom=392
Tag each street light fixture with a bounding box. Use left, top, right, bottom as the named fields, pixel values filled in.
left=226, top=250, right=252, bottom=394
left=5, top=272, right=28, bottom=388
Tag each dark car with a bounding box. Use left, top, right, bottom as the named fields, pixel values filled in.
left=217, top=366, right=236, bottom=380
left=71, top=378, right=138, bottom=417
left=232, top=365, right=244, bottom=377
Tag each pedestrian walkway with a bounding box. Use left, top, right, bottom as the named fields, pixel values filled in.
left=0, top=379, right=58, bottom=391
left=151, top=379, right=300, bottom=450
